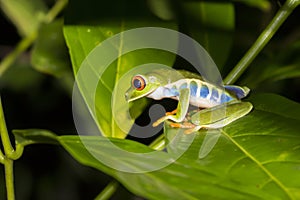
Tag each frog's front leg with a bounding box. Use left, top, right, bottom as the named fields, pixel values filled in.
left=152, top=88, right=190, bottom=127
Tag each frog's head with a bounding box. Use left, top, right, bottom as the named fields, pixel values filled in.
left=125, top=74, right=161, bottom=102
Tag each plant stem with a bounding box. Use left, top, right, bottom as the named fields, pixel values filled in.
left=0, top=148, right=4, bottom=164
left=149, top=133, right=165, bottom=150
left=0, top=31, right=37, bottom=77
left=0, top=98, right=14, bottom=156
left=4, top=159, right=15, bottom=200
left=0, top=100, right=4, bottom=164
left=43, top=0, right=69, bottom=24
left=0, top=97, right=16, bottom=199
left=94, top=180, right=119, bottom=200
left=224, top=0, right=300, bottom=85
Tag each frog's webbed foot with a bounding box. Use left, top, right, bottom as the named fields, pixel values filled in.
left=165, top=109, right=177, bottom=116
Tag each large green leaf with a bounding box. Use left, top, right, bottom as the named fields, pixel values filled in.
left=53, top=94, right=300, bottom=199
left=63, top=1, right=177, bottom=138
left=12, top=94, right=300, bottom=199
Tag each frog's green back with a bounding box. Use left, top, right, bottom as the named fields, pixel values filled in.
left=143, top=69, right=206, bottom=85
left=143, top=68, right=185, bottom=84
left=177, top=70, right=204, bottom=80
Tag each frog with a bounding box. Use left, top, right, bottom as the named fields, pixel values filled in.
left=125, top=69, right=252, bottom=134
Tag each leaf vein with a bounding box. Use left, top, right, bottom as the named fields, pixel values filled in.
left=221, top=129, right=294, bottom=199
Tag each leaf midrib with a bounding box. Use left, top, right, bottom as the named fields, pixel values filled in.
left=221, top=129, right=294, bottom=200
left=111, top=20, right=125, bottom=138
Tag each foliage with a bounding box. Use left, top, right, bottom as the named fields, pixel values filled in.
left=0, top=0, right=300, bottom=199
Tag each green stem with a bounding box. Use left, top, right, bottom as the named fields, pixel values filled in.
left=0, top=148, right=4, bottom=164
left=94, top=180, right=119, bottom=200
left=4, top=159, right=15, bottom=200
left=149, top=133, right=165, bottom=150
left=0, top=98, right=23, bottom=162
left=0, top=97, right=16, bottom=199
left=43, top=0, right=69, bottom=24
left=0, top=98, right=14, bottom=156
left=224, top=0, right=300, bottom=85
left=0, top=31, right=37, bottom=77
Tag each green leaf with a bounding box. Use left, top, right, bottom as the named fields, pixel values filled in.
left=245, top=64, right=300, bottom=90
left=31, top=19, right=70, bottom=77
left=182, top=1, right=235, bottom=70
left=148, top=0, right=175, bottom=20
left=0, top=0, right=47, bottom=36
left=63, top=1, right=177, bottom=138
left=13, top=129, right=59, bottom=146
left=58, top=135, right=267, bottom=199
left=57, top=93, right=300, bottom=199
left=234, top=0, right=271, bottom=11
left=248, top=93, right=300, bottom=121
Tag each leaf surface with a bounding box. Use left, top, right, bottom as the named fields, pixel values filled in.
left=56, top=94, right=300, bottom=199
left=31, top=19, right=70, bottom=77
left=63, top=1, right=177, bottom=138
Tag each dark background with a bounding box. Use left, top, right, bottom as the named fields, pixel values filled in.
left=0, top=0, right=299, bottom=199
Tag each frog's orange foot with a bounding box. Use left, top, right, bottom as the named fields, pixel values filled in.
left=169, top=122, right=195, bottom=129
left=165, top=109, right=177, bottom=116
left=169, top=122, right=201, bottom=134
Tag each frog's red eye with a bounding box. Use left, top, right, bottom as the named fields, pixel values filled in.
left=132, top=75, right=146, bottom=91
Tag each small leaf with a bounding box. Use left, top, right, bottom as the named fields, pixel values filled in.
left=31, top=19, right=70, bottom=77
left=148, top=0, right=175, bottom=20
left=13, top=129, right=59, bottom=146
left=241, top=63, right=300, bottom=88
left=234, top=0, right=271, bottom=11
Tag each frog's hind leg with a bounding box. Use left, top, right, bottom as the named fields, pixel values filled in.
left=169, top=122, right=202, bottom=134
left=169, top=121, right=194, bottom=128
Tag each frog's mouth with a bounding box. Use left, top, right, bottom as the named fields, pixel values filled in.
left=125, top=87, right=156, bottom=102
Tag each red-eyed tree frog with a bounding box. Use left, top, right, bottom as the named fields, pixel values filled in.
left=125, top=69, right=253, bottom=134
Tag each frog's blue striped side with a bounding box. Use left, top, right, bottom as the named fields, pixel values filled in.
left=147, top=78, right=247, bottom=108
